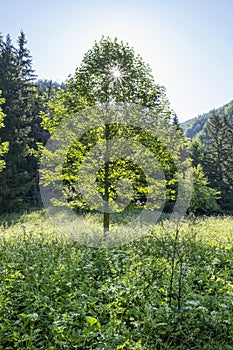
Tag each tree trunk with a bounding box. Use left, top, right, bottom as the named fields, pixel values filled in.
left=103, top=123, right=110, bottom=235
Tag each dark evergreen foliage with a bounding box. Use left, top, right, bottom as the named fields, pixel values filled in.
left=0, top=32, right=47, bottom=211
left=202, top=112, right=233, bottom=211
left=187, top=106, right=233, bottom=212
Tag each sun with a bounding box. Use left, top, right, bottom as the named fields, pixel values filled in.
left=112, top=68, right=121, bottom=79
left=109, top=65, right=124, bottom=84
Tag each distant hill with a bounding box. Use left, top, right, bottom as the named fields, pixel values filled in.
left=181, top=100, right=233, bottom=139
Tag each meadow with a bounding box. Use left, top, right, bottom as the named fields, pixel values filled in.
left=0, top=210, right=233, bottom=349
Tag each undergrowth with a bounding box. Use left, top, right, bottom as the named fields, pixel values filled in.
left=0, top=210, right=232, bottom=349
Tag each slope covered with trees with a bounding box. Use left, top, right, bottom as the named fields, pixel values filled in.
left=182, top=100, right=233, bottom=139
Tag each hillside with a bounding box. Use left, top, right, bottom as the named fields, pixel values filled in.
left=181, top=100, right=233, bottom=139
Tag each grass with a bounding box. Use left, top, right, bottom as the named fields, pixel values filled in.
left=0, top=210, right=233, bottom=349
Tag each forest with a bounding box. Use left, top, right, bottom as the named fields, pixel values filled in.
left=0, top=32, right=232, bottom=349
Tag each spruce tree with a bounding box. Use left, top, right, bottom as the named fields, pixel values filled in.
left=172, top=113, right=183, bottom=134
left=221, top=115, right=233, bottom=211
left=203, top=111, right=233, bottom=211
left=188, top=139, right=204, bottom=168
left=0, top=32, right=42, bottom=211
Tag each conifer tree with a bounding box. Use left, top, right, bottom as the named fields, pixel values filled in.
left=0, top=32, right=41, bottom=211
left=188, top=139, right=204, bottom=168
left=172, top=113, right=183, bottom=134
left=203, top=111, right=233, bottom=211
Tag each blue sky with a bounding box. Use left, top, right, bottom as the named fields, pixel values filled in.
left=1, top=0, right=233, bottom=122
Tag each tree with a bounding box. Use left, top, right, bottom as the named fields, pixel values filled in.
left=0, top=32, right=42, bottom=211
left=188, top=139, right=204, bottom=168
left=203, top=111, right=233, bottom=211
left=41, top=37, right=188, bottom=235
left=172, top=113, right=183, bottom=134
left=189, top=164, right=219, bottom=214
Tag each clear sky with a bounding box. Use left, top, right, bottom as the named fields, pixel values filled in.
left=1, top=0, right=233, bottom=122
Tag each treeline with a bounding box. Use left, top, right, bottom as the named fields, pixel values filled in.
left=0, top=32, right=231, bottom=214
